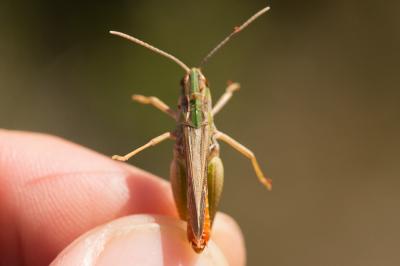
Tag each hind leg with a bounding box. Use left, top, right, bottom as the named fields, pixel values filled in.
left=207, top=156, right=224, bottom=224
left=170, top=158, right=188, bottom=220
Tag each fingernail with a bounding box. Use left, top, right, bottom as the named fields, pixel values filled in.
left=51, top=215, right=228, bottom=266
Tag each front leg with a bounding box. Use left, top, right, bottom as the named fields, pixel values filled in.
left=112, top=132, right=173, bottom=162
left=215, top=130, right=272, bottom=190
left=212, top=82, right=240, bottom=116
left=132, top=95, right=177, bottom=120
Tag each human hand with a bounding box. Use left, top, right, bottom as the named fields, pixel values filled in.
left=0, top=130, right=245, bottom=265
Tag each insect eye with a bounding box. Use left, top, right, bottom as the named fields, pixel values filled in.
left=181, top=75, right=189, bottom=86
left=199, top=75, right=207, bottom=91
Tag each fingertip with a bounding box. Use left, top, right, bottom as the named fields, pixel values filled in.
left=0, top=130, right=178, bottom=264
left=0, top=130, right=245, bottom=265
left=212, top=213, right=246, bottom=266
left=51, top=215, right=229, bottom=266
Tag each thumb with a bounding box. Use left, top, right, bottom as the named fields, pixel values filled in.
left=51, top=215, right=229, bottom=266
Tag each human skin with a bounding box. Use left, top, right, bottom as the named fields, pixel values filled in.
left=0, top=130, right=245, bottom=266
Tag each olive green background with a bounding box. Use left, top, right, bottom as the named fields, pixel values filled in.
left=1, top=0, right=400, bottom=265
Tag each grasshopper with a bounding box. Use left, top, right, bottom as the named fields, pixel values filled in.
left=110, top=6, right=272, bottom=253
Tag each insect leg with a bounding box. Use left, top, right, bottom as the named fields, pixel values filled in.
left=212, top=82, right=240, bottom=116
left=215, top=130, right=272, bottom=190
left=112, top=132, right=172, bottom=161
left=207, top=155, right=224, bottom=224
left=170, top=157, right=188, bottom=220
left=132, top=95, right=177, bottom=119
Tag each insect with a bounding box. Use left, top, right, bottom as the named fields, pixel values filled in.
left=110, top=6, right=272, bottom=253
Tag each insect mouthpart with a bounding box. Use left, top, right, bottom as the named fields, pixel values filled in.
left=191, top=239, right=207, bottom=253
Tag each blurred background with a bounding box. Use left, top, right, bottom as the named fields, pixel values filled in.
left=1, top=0, right=400, bottom=265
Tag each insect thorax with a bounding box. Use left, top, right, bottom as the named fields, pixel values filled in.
left=179, top=68, right=213, bottom=128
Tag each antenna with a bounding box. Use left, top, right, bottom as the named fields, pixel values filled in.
left=200, top=6, right=270, bottom=67
left=109, top=31, right=191, bottom=73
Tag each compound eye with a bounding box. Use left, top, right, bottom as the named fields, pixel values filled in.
left=181, top=75, right=189, bottom=86
left=184, top=74, right=189, bottom=84
left=199, top=74, right=207, bottom=91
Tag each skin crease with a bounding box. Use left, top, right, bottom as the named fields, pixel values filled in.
left=0, top=129, right=245, bottom=266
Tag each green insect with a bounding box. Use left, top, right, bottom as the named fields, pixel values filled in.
left=110, top=6, right=272, bottom=253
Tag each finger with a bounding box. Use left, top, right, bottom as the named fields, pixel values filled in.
left=0, top=130, right=176, bottom=265
left=0, top=130, right=246, bottom=265
left=51, top=215, right=230, bottom=266
left=212, top=213, right=246, bottom=266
